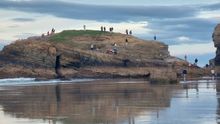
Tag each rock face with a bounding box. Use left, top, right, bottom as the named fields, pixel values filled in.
left=0, top=30, right=187, bottom=82
left=213, top=24, right=220, bottom=67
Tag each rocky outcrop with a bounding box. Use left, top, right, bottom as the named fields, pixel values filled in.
left=0, top=30, right=191, bottom=82
left=213, top=24, right=220, bottom=64
left=213, top=24, right=220, bottom=75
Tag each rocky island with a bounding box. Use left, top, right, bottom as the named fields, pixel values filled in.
left=213, top=24, right=220, bottom=75
left=0, top=30, right=207, bottom=83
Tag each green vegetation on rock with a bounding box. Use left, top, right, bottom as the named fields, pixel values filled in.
left=49, top=30, right=110, bottom=42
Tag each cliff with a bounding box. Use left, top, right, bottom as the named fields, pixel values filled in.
left=213, top=24, right=220, bottom=69
left=0, top=30, right=192, bottom=83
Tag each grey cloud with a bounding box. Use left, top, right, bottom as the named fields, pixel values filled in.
left=12, top=18, right=35, bottom=22
left=0, top=0, right=198, bottom=22
left=142, top=18, right=217, bottom=45
left=202, top=2, right=220, bottom=10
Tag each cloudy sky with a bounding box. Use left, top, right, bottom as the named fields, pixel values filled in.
left=0, top=0, right=219, bottom=66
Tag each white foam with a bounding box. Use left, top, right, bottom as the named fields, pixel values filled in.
left=0, top=78, right=95, bottom=86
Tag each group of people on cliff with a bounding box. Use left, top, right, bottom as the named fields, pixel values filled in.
left=100, top=26, right=115, bottom=32
left=41, top=28, right=55, bottom=38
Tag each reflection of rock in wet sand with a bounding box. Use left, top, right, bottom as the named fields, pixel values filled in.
left=0, top=80, right=177, bottom=124
left=216, top=82, right=220, bottom=124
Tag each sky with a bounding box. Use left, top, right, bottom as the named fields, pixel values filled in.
left=0, top=0, right=220, bottom=66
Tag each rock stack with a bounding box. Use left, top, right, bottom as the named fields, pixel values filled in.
left=213, top=24, right=220, bottom=75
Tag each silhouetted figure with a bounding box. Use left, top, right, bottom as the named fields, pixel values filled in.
left=154, top=35, right=157, bottom=40
left=125, top=38, right=128, bottom=46
left=83, top=25, right=86, bottom=30
left=205, top=64, right=209, bottom=68
left=108, top=27, right=114, bottom=32
left=104, top=27, right=106, bottom=32
left=182, top=69, right=187, bottom=82
left=123, top=59, right=130, bottom=67
left=184, top=55, right=187, bottom=61
left=47, top=31, right=50, bottom=36
left=101, top=26, right=103, bottom=31
left=126, top=29, right=128, bottom=35
left=41, top=33, right=45, bottom=38
left=51, top=28, right=55, bottom=34
left=194, top=58, right=198, bottom=65
left=129, top=30, right=132, bottom=35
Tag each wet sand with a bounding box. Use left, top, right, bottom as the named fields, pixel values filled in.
left=0, top=79, right=218, bottom=124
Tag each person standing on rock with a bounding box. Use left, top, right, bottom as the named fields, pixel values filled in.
left=51, top=28, right=55, bottom=34
left=90, top=44, right=94, bottom=50
left=126, top=29, right=128, bottom=35
left=83, top=25, right=86, bottom=30
left=154, top=35, right=157, bottom=40
left=211, top=69, right=215, bottom=80
left=184, top=55, right=187, bottom=62
left=194, top=58, right=198, bottom=65
left=125, top=38, right=128, bottom=46
left=101, top=26, right=103, bottom=31
left=41, top=33, right=45, bottom=38
left=129, top=30, right=132, bottom=35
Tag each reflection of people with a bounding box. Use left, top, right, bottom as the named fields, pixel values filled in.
left=55, top=84, right=61, bottom=102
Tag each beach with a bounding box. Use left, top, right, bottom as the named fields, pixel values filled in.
left=0, top=79, right=218, bottom=124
